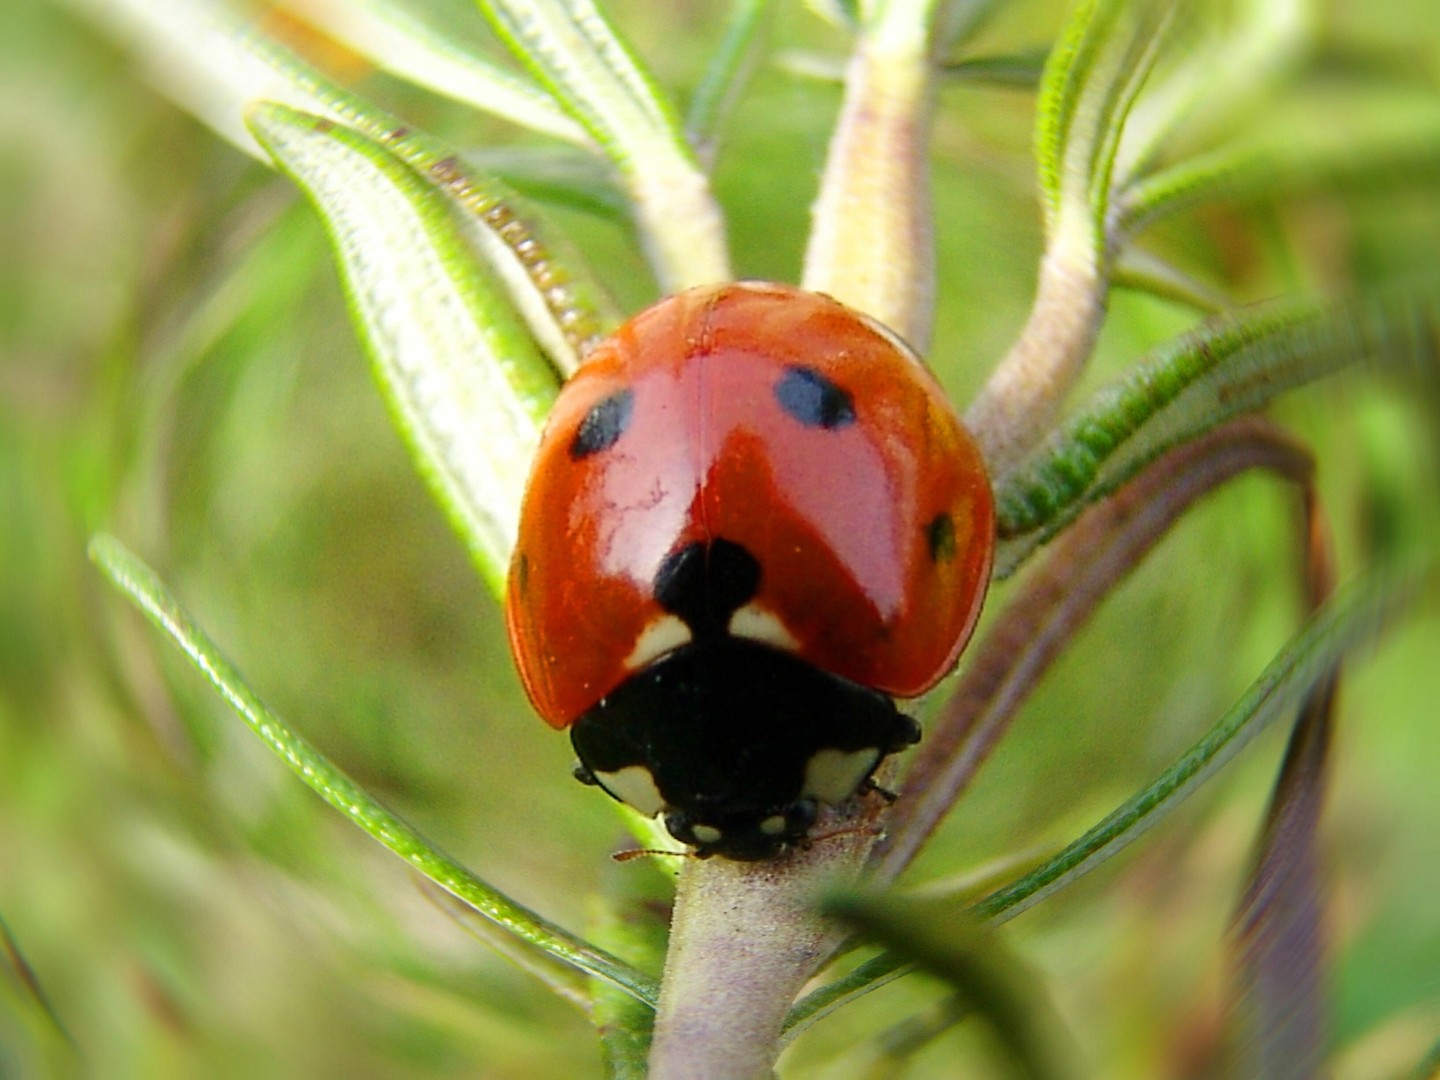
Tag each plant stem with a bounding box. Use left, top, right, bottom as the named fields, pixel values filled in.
left=647, top=815, right=879, bottom=1078
left=964, top=245, right=1106, bottom=478
left=802, top=11, right=936, bottom=349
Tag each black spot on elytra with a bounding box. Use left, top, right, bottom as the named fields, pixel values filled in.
left=774, top=366, right=855, bottom=430
left=653, top=539, right=760, bottom=637
left=926, top=512, right=957, bottom=563
left=569, top=389, right=634, bottom=459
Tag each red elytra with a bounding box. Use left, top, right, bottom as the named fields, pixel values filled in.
left=505, top=281, right=995, bottom=731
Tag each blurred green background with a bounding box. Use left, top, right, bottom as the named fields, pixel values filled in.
left=3, top=1, right=1439, bottom=1076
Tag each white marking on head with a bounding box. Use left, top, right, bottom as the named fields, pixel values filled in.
left=727, top=604, right=799, bottom=651
left=594, top=765, right=667, bottom=818
left=759, top=814, right=789, bottom=837
left=802, top=748, right=881, bottom=805
left=624, top=615, right=692, bottom=670
left=691, top=824, right=723, bottom=845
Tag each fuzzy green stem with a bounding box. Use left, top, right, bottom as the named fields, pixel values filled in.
left=963, top=246, right=1106, bottom=478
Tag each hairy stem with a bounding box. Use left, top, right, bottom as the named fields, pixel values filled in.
left=964, top=246, right=1106, bottom=478
left=802, top=12, right=936, bottom=349
left=647, top=810, right=882, bottom=1078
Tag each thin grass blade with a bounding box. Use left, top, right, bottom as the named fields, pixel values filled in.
left=942, top=50, right=1047, bottom=88
left=1226, top=673, right=1337, bottom=1080
left=1120, top=113, right=1440, bottom=239
left=789, top=565, right=1417, bottom=1030
left=824, top=893, right=1071, bottom=1080
left=88, top=535, right=659, bottom=1007
left=0, top=913, right=75, bottom=1051
left=685, top=0, right=775, bottom=159
left=588, top=863, right=670, bottom=1078
left=973, top=566, right=1416, bottom=924
left=59, top=0, right=358, bottom=158
left=1406, top=1033, right=1440, bottom=1080
left=415, top=877, right=592, bottom=1011
left=1114, top=0, right=1310, bottom=186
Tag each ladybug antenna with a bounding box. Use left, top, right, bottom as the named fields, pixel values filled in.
left=859, top=777, right=901, bottom=804
left=612, top=846, right=695, bottom=863
left=806, top=822, right=885, bottom=848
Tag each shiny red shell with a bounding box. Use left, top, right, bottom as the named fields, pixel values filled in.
left=506, top=282, right=995, bottom=730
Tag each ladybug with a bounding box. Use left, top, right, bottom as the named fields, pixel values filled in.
left=505, top=282, right=994, bottom=860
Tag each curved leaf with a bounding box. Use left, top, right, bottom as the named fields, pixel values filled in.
left=477, top=0, right=729, bottom=289
left=89, top=535, right=660, bottom=1008
left=789, top=565, right=1418, bottom=1030
left=824, top=894, right=1071, bottom=1080
left=289, top=0, right=593, bottom=146
left=1035, top=0, right=1171, bottom=265
left=994, top=288, right=1440, bottom=577
left=249, top=102, right=555, bottom=595
left=973, top=567, right=1415, bottom=923
left=65, top=0, right=619, bottom=369
left=1120, top=114, right=1440, bottom=239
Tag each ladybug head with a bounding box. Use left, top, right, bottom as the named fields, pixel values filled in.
left=663, top=799, right=819, bottom=861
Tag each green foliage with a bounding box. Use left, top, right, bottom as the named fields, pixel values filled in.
left=5, top=0, right=1439, bottom=1075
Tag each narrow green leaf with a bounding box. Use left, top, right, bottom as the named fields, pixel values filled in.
left=781, top=952, right=911, bottom=1042
left=993, top=288, right=1440, bottom=576
left=1034, top=0, right=1171, bottom=265
left=1114, top=0, right=1310, bottom=184
left=416, top=878, right=593, bottom=1011
left=806, top=0, right=861, bottom=30
left=0, top=912, right=74, bottom=1051
left=88, top=535, right=660, bottom=1008
left=792, top=566, right=1417, bottom=1026
left=862, top=997, right=971, bottom=1074
left=248, top=102, right=555, bottom=596
left=589, top=863, right=671, bottom=1078
left=1110, top=246, right=1227, bottom=313
left=824, top=895, right=1071, bottom=1080
left=476, top=0, right=730, bottom=289
left=292, top=0, right=593, bottom=146
left=685, top=0, right=775, bottom=155
left=973, top=568, right=1414, bottom=923
left=469, top=145, right=627, bottom=217
left=59, top=0, right=355, bottom=158
left=942, top=50, right=1048, bottom=88
left=66, top=0, right=619, bottom=366
left=1120, top=117, right=1440, bottom=239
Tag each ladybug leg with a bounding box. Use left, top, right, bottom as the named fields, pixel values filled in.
left=573, top=763, right=600, bottom=786
left=859, top=777, right=900, bottom=804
